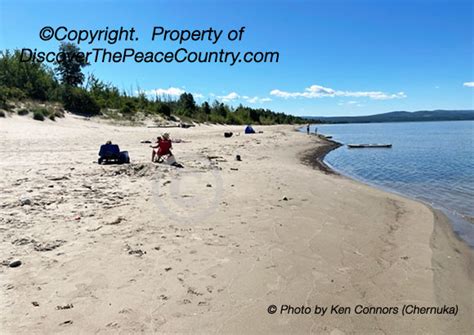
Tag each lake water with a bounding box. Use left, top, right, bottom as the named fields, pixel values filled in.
left=310, top=121, right=474, bottom=246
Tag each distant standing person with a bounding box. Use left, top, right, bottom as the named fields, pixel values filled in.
left=314, top=127, right=318, bottom=135
left=306, top=124, right=310, bottom=134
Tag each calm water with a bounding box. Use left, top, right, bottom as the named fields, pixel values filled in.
left=311, top=121, right=474, bottom=246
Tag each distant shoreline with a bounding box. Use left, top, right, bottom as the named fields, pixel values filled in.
left=307, top=119, right=474, bottom=125
left=306, top=110, right=474, bottom=124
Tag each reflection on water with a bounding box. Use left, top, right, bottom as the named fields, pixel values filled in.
left=314, top=121, right=474, bottom=246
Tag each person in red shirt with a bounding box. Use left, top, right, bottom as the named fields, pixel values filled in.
left=151, top=133, right=173, bottom=162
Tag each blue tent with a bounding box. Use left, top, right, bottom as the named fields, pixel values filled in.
left=244, top=125, right=255, bottom=134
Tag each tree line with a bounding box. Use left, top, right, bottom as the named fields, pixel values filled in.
left=0, top=43, right=305, bottom=125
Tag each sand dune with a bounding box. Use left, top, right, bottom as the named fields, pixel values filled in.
left=1, top=115, right=472, bottom=334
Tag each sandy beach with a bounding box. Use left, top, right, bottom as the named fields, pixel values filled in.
left=1, top=115, right=472, bottom=334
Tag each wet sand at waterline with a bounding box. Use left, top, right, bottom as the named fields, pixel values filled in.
left=1, top=115, right=472, bottom=334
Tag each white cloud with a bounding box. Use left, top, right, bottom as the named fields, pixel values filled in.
left=270, top=84, right=406, bottom=100
left=218, top=92, right=240, bottom=102
left=246, top=97, right=259, bottom=103
left=216, top=92, right=272, bottom=104
left=192, top=93, right=204, bottom=99
left=463, top=82, right=474, bottom=87
left=140, top=89, right=272, bottom=104
left=338, top=101, right=365, bottom=107
left=144, top=87, right=185, bottom=97
left=245, top=96, right=272, bottom=104
left=270, top=89, right=297, bottom=98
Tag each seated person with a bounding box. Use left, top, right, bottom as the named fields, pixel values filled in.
left=98, top=140, right=121, bottom=164
left=151, top=133, right=173, bottom=162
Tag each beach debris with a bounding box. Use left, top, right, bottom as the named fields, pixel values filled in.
left=32, top=301, right=40, bottom=307
left=47, top=175, right=70, bottom=181
left=106, top=321, right=119, bottom=328
left=74, top=215, right=81, bottom=221
left=19, top=196, right=32, bottom=206
left=86, top=225, right=103, bottom=232
left=224, top=132, right=233, bottom=138
left=59, top=320, right=73, bottom=326
left=125, top=244, right=145, bottom=257
left=206, top=155, right=226, bottom=163
left=56, top=303, right=74, bottom=310
left=34, top=240, right=66, bottom=252
left=106, top=216, right=124, bottom=225
left=235, top=155, right=241, bottom=161
left=230, top=168, right=238, bottom=171
left=165, top=267, right=172, bottom=272
left=140, top=140, right=152, bottom=143
left=12, top=238, right=36, bottom=246
left=282, top=196, right=288, bottom=201
left=128, top=249, right=145, bottom=257
left=8, top=260, right=22, bottom=268
left=206, top=184, right=212, bottom=187
left=13, top=177, right=29, bottom=186
left=207, top=155, right=223, bottom=160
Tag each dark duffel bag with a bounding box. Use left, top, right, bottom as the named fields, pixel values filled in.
left=119, top=151, right=130, bottom=164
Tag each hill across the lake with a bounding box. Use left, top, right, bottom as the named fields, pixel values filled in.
left=308, top=110, right=474, bottom=123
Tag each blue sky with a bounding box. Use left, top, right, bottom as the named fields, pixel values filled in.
left=0, top=0, right=473, bottom=116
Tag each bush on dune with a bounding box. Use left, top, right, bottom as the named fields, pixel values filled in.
left=153, top=102, right=171, bottom=117
left=32, top=108, right=47, bottom=121
left=0, top=50, right=59, bottom=101
left=63, top=87, right=101, bottom=116
left=17, top=108, right=29, bottom=115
